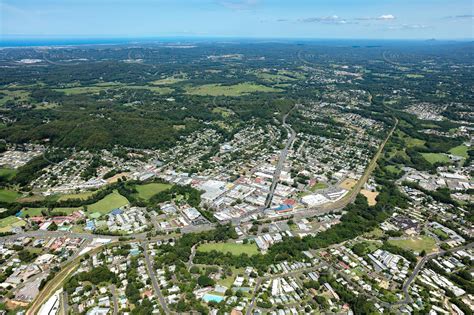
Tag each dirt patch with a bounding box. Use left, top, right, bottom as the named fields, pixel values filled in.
left=106, top=172, right=130, bottom=184
left=339, top=178, right=357, bottom=190
left=361, top=189, right=379, bottom=206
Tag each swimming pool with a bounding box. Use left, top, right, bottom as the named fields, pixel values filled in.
left=202, top=293, right=225, bottom=303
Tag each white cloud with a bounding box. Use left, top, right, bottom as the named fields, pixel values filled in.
left=299, top=15, right=354, bottom=25
left=378, top=14, right=395, bottom=20
left=218, top=0, right=260, bottom=11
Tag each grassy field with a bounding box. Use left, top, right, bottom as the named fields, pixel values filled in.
left=185, top=82, right=282, bottom=96
left=388, top=236, right=437, bottom=253
left=0, top=189, right=21, bottom=203
left=135, top=183, right=172, bottom=200
left=0, top=216, right=26, bottom=233
left=212, top=107, right=235, bottom=118
left=150, top=77, right=186, bottom=85
left=421, top=153, right=451, bottom=164
left=310, top=182, right=327, bottom=192
left=57, top=191, right=97, bottom=201
left=256, top=72, right=297, bottom=83
left=0, top=168, right=17, bottom=180
left=19, top=207, right=82, bottom=217
left=385, top=165, right=400, bottom=174
left=0, top=90, right=31, bottom=106
left=87, top=190, right=129, bottom=216
left=449, top=145, right=469, bottom=159
left=197, top=242, right=259, bottom=256
left=54, top=84, right=173, bottom=95
left=339, top=178, right=357, bottom=190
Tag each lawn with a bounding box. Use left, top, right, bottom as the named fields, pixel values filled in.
left=0, top=189, right=21, bottom=203
left=197, top=242, right=259, bottom=256
left=87, top=190, right=129, bottom=216
left=388, top=236, right=437, bottom=253
left=185, top=82, right=282, bottom=96
left=135, top=183, right=172, bottom=201
left=449, top=145, right=469, bottom=159
left=421, top=153, right=450, bottom=164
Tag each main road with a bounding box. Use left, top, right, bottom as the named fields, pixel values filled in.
left=265, top=105, right=298, bottom=209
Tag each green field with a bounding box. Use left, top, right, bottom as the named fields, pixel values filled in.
left=54, top=84, right=173, bottom=96
left=0, top=189, right=21, bottom=203
left=310, top=182, right=327, bottom=192
left=256, top=72, right=297, bottom=83
left=135, top=183, right=172, bottom=200
left=388, top=236, right=437, bottom=253
left=0, top=168, right=17, bottom=180
left=385, top=165, right=400, bottom=174
left=185, top=82, right=282, bottom=96
left=0, top=216, right=26, bottom=233
left=197, top=242, right=259, bottom=256
left=57, top=191, right=97, bottom=201
left=19, top=207, right=82, bottom=217
left=449, top=145, right=469, bottom=159
left=87, top=190, right=129, bottom=216
left=0, top=90, right=31, bottom=106
left=421, top=153, right=450, bottom=164
left=150, top=77, right=186, bottom=85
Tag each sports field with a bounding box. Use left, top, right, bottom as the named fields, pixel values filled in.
left=87, top=190, right=129, bottom=216
left=0, top=216, right=26, bottom=233
left=388, top=236, right=437, bottom=253
left=449, top=145, right=469, bottom=159
left=421, top=153, right=450, bottom=164
left=135, top=183, right=172, bottom=200
left=185, top=82, right=282, bottom=96
left=197, top=242, right=259, bottom=256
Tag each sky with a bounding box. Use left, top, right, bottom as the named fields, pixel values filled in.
left=1, top=0, right=473, bottom=40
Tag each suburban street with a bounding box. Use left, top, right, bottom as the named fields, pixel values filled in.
left=142, top=241, right=170, bottom=314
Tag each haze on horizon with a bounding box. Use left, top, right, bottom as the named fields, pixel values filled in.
left=1, top=0, right=473, bottom=40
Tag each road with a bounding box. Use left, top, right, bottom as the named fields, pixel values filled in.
left=142, top=241, right=170, bottom=314
left=60, top=291, right=68, bottom=315
left=395, top=242, right=474, bottom=307
left=110, top=285, right=119, bottom=315
left=265, top=105, right=298, bottom=209
left=245, top=263, right=326, bottom=315
left=20, top=105, right=400, bottom=313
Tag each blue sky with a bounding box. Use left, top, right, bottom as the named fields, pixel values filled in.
left=1, top=0, right=473, bottom=39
